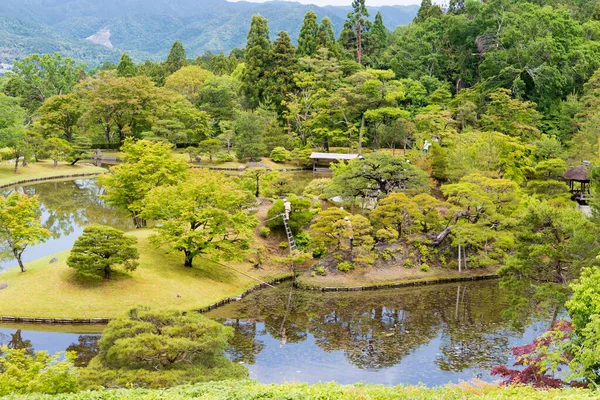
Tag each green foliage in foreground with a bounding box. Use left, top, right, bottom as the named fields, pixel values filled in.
left=78, top=308, right=247, bottom=389
left=0, top=346, right=77, bottom=397
left=8, top=380, right=598, bottom=400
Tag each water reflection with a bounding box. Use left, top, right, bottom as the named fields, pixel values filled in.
left=0, top=326, right=101, bottom=364
left=0, top=179, right=133, bottom=270
left=0, top=281, right=555, bottom=385
left=66, top=335, right=101, bottom=367
left=207, top=280, right=552, bottom=385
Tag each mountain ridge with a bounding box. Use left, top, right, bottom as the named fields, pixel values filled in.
left=0, top=0, right=419, bottom=66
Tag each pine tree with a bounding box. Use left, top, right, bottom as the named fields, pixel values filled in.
left=165, top=41, right=187, bottom=75
left=242, top=14, right=272, bottom=109
left=116, top=52, right=136, bottom=77
left=415, top=0, right=443, bottom=23
left=317, top=17, right=338, bottom=56
left=268, top=31, right=297, bottom=116
left=367, top=12, right=389, bottom=66
left=348, top=0, right=370, bottom=65
left=338, top=19, right=356, bottom=59
left=298, top=11, right=319, bottom=57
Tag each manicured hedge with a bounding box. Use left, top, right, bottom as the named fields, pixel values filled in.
left=7, top=380, right=597, bottom=400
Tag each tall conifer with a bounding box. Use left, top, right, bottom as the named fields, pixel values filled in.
left=165, top=41, right=187, bottom=75
left=317, top=17, right=338, bottom=56
left=297, top=11, right=319, bottom=57
left=117, top=52, right=136, bottom=77
left=242, top=14, right=272, bottom=109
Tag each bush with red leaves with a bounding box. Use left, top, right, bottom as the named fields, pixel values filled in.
left=491, top=320, right=585, bottom=388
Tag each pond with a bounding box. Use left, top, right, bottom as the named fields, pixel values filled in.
left=0, top=280, right=558, bottom=386
left=0, top=174, right=558, bottom=386
left=0, top=179, right=133, bottom=271
left=0, top=171, right=320, bottom=271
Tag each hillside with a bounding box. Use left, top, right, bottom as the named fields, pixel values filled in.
left=0, top=0, right=418, bottom=66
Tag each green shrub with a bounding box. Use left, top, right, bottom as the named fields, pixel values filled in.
left=380, top=248, right=395, bottom=261
left=421, top=263, right=430, bottom=272
left=216, top=152, right=234, bottom=163
left=270, top=147, right=291, bottom=163
left=375, top=228, right=399, bottom=244
left=294, top=231, right=310, bottom=250
left=404, top=259, right=414, bottom=269
left=315, top=266, right=326, bottom=275
left=337, top=261, right=355, bottom=272
left=0, top=346, right=78, bottom=396
left=312, top=246, right=326, bottom=258
left=259, top=227, right=270, bottom=238
left=279, top=241, right=289, bottom=250
left=78, top=307, right=246, bottom=389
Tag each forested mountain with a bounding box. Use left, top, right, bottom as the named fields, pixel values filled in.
left=0, top=0, right=418, bottom=66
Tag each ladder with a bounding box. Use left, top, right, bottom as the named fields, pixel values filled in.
left=281, top=214, right=297, bottom=254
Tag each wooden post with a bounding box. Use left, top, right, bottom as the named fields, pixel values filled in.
left=458, top=244, right=462, bottom=273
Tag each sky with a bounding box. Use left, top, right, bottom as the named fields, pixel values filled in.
left=228, top=0, right=421, bottom=6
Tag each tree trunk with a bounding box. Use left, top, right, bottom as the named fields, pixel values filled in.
left=358, top=115, right=365, bottom=155
left=132, top=215, right=146, bottom=229
left=14, top=250, right=25, bottom=273
left=54, top=159, right=58, bottom=167
left=14, top=155, right=19, bottom=173
left=356, top=22, right=362, bottom=65
left=104, top=126, right=111, bottom=143
left=184, top=251, right=194, bottom=268
left=104, top=266, right=112, bottom=279
left=255, top=176, right=260, bottom=198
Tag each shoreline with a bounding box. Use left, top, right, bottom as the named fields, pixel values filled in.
left=0, top=273, right=502, bottom=325
left=0, top=171, right=106, bottom=189
left=295, top=273, right=500, bottom=292
left=0, top=274, right=296, bottom=326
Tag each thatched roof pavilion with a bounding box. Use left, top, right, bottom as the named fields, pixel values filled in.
left=564, top=166, right=590, bottom=183
left=564, top=165, right=591, bottom=204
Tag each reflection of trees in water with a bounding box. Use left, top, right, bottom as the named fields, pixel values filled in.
left=309, top=294, right=441, bottom=369
left=435, top=285, right=511, bottom=372
left=21, top=179, right=133, bottom=238
left=0, top=330, right=34, bottom=355
left=66, top=335, right=101, bottom=367
left=215, top=281, right=547, bottom=371
left=221, top=320, right=265, bottom=364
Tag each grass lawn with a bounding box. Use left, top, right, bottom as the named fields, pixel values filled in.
left=0, top=161, right=106, bottom=187
left=0, top=230, right=290, bottom=319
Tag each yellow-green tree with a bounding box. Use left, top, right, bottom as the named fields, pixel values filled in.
left=165, top=66, right=214, bottom=105
left=0, top=192, right=51, bottom=272
left=311, top=207, right=373, bottom=252
left=371, top=193, right=419, bottom=237
left=142, top=170, right=257, bottom=267
left=43, top=137, right=72, bottom=167
left=36, top=93, right=83, bottom=143
left=99, top=139, right=188, bottom=228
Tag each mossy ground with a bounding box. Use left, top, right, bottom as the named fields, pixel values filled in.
left=0, top=230, right=289, bottom=319
left=299, top=258, right=497, bottom=289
